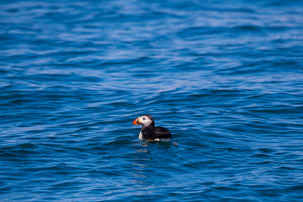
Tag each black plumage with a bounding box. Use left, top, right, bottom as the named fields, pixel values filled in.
left=141, top=126, right=172, bottom=140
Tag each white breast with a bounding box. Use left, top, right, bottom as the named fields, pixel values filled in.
left=139, top=132, right=143, bottom=140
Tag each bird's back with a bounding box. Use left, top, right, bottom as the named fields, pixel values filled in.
left=142, top=126, right=171, bottom=140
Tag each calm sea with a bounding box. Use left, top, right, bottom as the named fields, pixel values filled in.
left=1, top=0, right=303, bottom=201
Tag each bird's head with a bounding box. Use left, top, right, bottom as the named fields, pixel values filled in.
left=132, top=114, right=155, bottom=127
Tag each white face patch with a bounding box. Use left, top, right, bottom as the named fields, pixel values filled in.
left=139, top=116, right=152, bottom=126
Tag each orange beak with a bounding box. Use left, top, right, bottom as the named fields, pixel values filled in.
left=132, top=117, right=141, bottom=125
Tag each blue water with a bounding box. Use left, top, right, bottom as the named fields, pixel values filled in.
left=1, top=0, right=303, bottom=201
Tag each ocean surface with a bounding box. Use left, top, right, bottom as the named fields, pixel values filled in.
left=1, top=0, right=303, bottom=201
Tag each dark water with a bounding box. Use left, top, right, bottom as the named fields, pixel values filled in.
left=1, top=0, right=303, bottom=201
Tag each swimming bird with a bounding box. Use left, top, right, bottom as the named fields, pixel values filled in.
left=132, top=114, right=172, bottom=140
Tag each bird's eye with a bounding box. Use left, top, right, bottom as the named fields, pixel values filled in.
left=142, top=117, right=145, bottom=120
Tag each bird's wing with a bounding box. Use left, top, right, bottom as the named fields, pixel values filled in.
left=143, top=127, right=171, bottom=139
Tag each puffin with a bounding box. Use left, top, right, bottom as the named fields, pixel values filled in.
left=132, top=114, right=172, bottom=140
